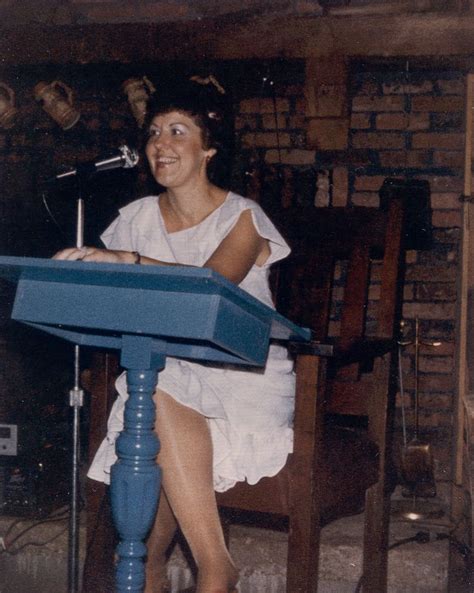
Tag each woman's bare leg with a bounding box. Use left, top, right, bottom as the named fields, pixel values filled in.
left=153, top=388, right=238, bottom=593
left=145, top=491, right=177, bottom=593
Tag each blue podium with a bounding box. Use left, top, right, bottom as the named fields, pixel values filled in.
left=0, top=256, right=310, bottom=593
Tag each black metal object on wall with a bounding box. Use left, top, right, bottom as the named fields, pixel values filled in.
left=379, top=177, right=432, bottom=251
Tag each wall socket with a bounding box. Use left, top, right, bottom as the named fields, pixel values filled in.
left=0, top=424, right=18, bottom=456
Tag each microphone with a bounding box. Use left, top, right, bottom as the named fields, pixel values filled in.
left=52, top=145, right=139, bottom=181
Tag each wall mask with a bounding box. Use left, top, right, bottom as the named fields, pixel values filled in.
left=122, top=76, right=156, bottom=128
left=34, top=80, right=81, bottom=130
left=0, top=83, right=17, bottom=129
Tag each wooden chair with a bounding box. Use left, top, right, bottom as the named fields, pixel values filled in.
left=82, top=195, right=408, bottom=593
left=216, top=197, right=406, bottom=593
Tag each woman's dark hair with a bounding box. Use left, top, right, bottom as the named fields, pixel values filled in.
left=143, top=79, right=234, bottom=186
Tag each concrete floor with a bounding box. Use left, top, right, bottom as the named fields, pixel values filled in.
left=0, top=499, right=452, bottom=593
left=165, top=514, right=450, bottom=593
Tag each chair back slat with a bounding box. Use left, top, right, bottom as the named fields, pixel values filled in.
left=276, top=252, right=334, bottom=341
left=270, top=202, right=405, bottom=418
left=339, top=241, right=370, bottom=346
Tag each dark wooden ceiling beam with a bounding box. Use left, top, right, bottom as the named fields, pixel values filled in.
left=2, top=13, right=474, bottom=66
left=0, top=0, right=305, bottom=26
left=1, top=0, right=469, bottom=27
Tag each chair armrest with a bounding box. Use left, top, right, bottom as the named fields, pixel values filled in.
left=287, top=335, right=395, bottom=361
left=333, top=337, right=396, bottom=363
left=288, top=339, right=334, bottom=357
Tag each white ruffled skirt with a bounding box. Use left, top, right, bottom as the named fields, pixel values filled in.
left=87, top=344, right=295, bottom=492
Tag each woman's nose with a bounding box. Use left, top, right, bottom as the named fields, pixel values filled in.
left=149, top=134, right=161, bottom=148
left=151, top=131, right=170, bottom=148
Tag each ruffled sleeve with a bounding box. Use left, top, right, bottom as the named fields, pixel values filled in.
left=101, top=215, right=134, bottom=251
left=216, top=193, right=290, bottom=266
left=100, top=196, right=176, bottom=262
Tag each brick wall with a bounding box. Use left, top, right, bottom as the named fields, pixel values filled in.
left=351, top=66, right=462, bottom=501
left=233, top=62, right=465, bottom=502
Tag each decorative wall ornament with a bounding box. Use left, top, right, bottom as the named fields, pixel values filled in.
left=0, top=83, right=17, bottom=129
left=190, top=74, right=226, bottom=95
left=122, top=76, right=156, bottom=128
left=315, top=169, right=330, bottom=207
left=33, top=80, right=80, bottom=130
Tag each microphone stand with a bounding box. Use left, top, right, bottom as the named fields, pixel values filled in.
left=50, top=148, right=138, bottom=592
left=68, top=188, right=85, bottom=593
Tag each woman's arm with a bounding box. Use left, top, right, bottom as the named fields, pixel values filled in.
left=53, top=210, right=270, bottom=285
left=202, top=209, right=269, bottom=284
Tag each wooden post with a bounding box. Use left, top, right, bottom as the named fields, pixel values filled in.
left=454, top=73, right=473, bottom=488
left=304, top=56, right=350, bottom=151
left=448, top=71, right=474, bottom=593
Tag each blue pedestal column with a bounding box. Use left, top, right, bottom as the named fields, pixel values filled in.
left=110, top=336, right=166, bottom=593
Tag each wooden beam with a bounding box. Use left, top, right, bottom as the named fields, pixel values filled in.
left=448, top=71, right=474, bottom=593
left=3, top=14, right=474, bottom=66
left=213, top=13, right=474, bottom=59
left=304, top=56, right=349, bottom=149
left=1, top=0, right=469, bottom=28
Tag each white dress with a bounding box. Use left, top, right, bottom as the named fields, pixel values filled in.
left=87, top=191, right=296, bottom=492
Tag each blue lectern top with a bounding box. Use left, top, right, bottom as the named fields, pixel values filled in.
left=0, top=256, right=310, bottom=367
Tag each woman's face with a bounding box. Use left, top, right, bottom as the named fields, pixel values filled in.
left=145, top=110, right=216, bottom=189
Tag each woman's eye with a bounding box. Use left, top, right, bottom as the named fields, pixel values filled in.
left=148, top=128, right=160, bottom=137
left=171, top=127, right=184, bottom=136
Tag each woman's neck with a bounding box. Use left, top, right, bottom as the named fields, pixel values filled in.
left=161, top=183, right=228, bottom=231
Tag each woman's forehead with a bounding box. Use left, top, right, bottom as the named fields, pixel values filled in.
left=149, top=110, right=199, bottom=127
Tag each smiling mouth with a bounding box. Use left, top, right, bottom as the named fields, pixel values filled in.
left=156, top=157, right=178, bottom=166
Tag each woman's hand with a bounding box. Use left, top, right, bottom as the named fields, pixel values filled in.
left=52, top=247, right=136, bottom=264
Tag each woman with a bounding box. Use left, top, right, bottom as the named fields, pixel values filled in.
left=54, top=80, right=295, bottom=593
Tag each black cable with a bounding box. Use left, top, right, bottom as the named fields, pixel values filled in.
left=41, top=190, right=68, bottom=241
left=1, top=506, right=70, bottom=556
left=437, top=532, right=473, bottom=562
left=2, top=525, right=68, bottom=556
left=353, top=531, right=431, bottom=593
left=3, top=505, right=69, bottom=542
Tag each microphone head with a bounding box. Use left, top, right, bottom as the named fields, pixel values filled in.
left=119, top=145, right=140, bottom=168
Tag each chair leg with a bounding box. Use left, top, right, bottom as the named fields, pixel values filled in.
left=361, top=356, right=393, bottom=593
left=361, top=481, right=390, bottom=593
left=82, top=483, right=117, bottom=593
left=286, top=353, right=326, bottom=593
left=286, top=506, right=321, bottom=593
